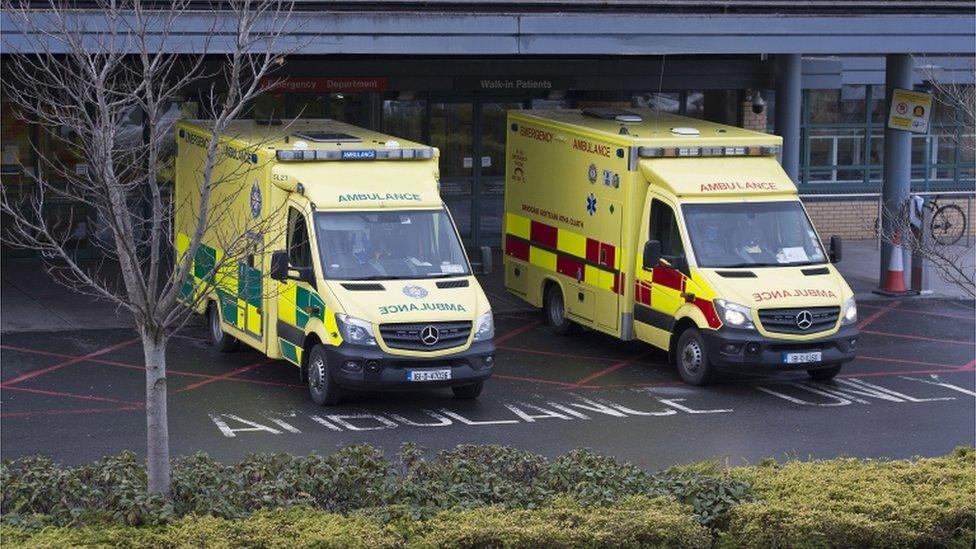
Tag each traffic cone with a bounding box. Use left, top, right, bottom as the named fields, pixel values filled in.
left=874, top=230, right=916, bottom=296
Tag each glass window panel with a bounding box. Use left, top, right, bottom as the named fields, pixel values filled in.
left=480, top=102, right=523, bottom=179
left=869, top=134, right=884, bottom=166
left=808, top=138, right=833, bottom=167
left=835, top=137, right=863, bottom=166
left=382, top=99, right=426, bottom=143
left=429, top=102, right=473, bottom=180
left=808, top=86, right=866, bottom=124
left=869, top=85, right=887, bottom=123
left=685, top=90, right=704, bottom=119
left=328, top=93, right=365, bottom=126
left=636, top=92, right=680, bottom=112
left=836, top=169, right=864, bottom=182
left=933, top=134, right=958, bottom=164
left=292, top=94, right=325, bottom=119
left=910, top=136, right=927, bottom=165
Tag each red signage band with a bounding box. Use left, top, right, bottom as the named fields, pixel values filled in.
left=260, top=77, right=389, bottom=94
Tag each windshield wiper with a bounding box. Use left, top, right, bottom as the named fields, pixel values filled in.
left=423, top=273, right=469, bottom=279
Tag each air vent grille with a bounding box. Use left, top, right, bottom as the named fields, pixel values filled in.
left=436, top=279, right=470, bottom=289
left=340, top=283, right=385, bottom=291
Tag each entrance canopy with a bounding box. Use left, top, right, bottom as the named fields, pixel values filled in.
left=2, top=2, right=974, bottom=56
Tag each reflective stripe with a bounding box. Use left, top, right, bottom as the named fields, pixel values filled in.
left=557, top=228, right=587, bottom=258
left=529, top=246, right=557, bottom=272
left=505, top=212, right=531, bottom=240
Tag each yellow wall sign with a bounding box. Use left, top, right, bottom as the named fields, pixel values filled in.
left=887, top=88, right=933, bottom=134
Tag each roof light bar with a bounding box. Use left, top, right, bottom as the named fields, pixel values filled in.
left=638, top=145, right=779, bottom=159
left=276, top=147, right=434, bottom=162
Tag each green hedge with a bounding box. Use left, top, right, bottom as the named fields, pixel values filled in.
left=2, top=446, right=974, bottom=548
left=720, top=447, right=976, bottom=548
left=0, top=498, right=709, bottom=549
left=0, top=444, right=747, bottom=529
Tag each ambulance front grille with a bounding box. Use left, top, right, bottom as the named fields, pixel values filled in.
left=757, top=306, right=840, bottom=335
left=379, top=321, right=472, bottom=351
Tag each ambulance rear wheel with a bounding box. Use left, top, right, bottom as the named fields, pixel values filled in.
left=808, top=364, right=842, bottom=381
left=544, top=284, right=574, bottom=335
left=208, top=302, right=239, bottom=353
left=676, top=328, right=716, bottom=386
left=307, top=345, right=343, bottom=406
left=452, top=381, right=484, bottom=400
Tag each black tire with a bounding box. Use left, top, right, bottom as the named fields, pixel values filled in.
left=306, top=344, right=343, bottom=406
left=808, top=364, right=842, bottom=381
left=452, top=381, right=484, bottom=400
left=208, top=301, right=239, bottom=353
left=675, top=328, right=716, bottom=386
left=543, top=284, right=573, bottom=335
left=930, top=204, right=966, bottom=246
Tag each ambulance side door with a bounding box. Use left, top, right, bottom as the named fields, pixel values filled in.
left=275, top=203, right=325, bottom=367
left=633, top=195, right=691, bottom=351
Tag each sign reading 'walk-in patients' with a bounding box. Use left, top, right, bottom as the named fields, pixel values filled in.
left=888, top=88, right=933, bottom=134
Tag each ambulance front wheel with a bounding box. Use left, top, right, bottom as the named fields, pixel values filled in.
left=544, top=284, right=574, bottom=335
left=307, top=344, right=343, bottom=406
left=676, top=328, right=716, bottom=386
left=808, top=364, right=842, bottom=381
left=208, top=302, right=239, bottom=353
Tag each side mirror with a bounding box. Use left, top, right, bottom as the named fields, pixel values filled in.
left=642, top=240, right=662, bottom=271
left=270, top=250, right=289, bottom=281
left=479, top=246, right=493, bottom=275
left=829, top=235, right=842, bottom=263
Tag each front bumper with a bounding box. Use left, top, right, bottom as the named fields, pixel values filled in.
left=324, top=340, right=495, bottom=390
left=701, top=323, right=858, bottom=372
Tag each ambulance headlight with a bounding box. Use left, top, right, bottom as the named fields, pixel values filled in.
left=335, top=314, right=376, bottom=346
left=473, top=310, right=494, bottom=342
left=841, top=297, right=858, bottom=325
left=714, top=299, right=755, bottom=330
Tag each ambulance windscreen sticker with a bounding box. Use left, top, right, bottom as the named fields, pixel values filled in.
left=586, top=193, right=597, bottom=216
left=250, top=181, right=261, bottom=218
left=587, top=164, right=598, bottom=184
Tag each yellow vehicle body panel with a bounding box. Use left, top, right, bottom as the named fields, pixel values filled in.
left=175, top=119, right=491, bottom=370
left=503, top=108, right=854, bottom=354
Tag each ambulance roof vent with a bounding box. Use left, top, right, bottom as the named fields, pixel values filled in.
left=671, top=127, right=700, bottom=137
left=292, top=131, right=362, bottom=143
left=582, top=107, right=642, bottom=123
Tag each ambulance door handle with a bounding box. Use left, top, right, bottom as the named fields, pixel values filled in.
left=680, top=292, right=696, bottom=303
left=303, top=306, right=320, bottom=317
left=578, top=292, right=585, bottom=302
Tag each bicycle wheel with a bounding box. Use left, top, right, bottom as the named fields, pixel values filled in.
left=930, top=204, right=967, bottom=246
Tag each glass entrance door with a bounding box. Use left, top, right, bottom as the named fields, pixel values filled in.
left=428, top=99, right=524, bottom=247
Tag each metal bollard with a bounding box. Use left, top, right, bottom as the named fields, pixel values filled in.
left=910, top=195, right=931, bottom=294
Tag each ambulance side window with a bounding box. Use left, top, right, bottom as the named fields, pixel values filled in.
left=287, top=207, right=312, bottom=268
left=650, top=199, right=685, bottom=260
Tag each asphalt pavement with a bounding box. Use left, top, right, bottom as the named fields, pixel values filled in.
left=2, top=297, right=973, bottom=468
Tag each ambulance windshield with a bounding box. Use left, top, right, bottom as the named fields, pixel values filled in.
left=315, top=209, right=470, bottom=280
left=682, top=201, right=827, bottom=268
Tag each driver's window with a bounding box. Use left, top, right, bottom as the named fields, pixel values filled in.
left=650, top=199, right=685, bottom=260
left=287, top=207, right=311, bottom=267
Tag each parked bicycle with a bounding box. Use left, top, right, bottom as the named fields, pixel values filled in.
left=872, top=195, right=968, bottom=246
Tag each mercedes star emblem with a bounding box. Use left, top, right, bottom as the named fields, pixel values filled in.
left=420, top=325, right=440, bottom=346
left=795, top=310, right=813, bottom=330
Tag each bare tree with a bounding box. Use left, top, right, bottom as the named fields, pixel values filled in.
left=1, top=0, right=298, bottom=495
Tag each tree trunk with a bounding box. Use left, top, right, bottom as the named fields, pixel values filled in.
left=142, top=332, right=171, bottom=496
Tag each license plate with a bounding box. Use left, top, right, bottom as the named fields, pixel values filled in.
left=406, top=369, right=452, bottom=382
left=782, top=351, right=822, bottom=364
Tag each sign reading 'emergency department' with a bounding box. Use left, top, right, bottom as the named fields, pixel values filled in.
left=887, top=88, right=933, bottom=134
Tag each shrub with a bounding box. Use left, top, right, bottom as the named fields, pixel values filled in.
left=0, top=498, right=708, bottom=549
left=718, top=447, right=976, bottom=548
left=409, top=496, right=711, bottom=549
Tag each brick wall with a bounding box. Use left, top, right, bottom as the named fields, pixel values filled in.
left=740, top=100, right=767, bottom=133
left=802, top=196, right=976, bottom=240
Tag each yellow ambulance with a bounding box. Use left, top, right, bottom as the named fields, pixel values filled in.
left=503, top=108, right=858, bottom=385
left=175, top=119, right=495, bottom=405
